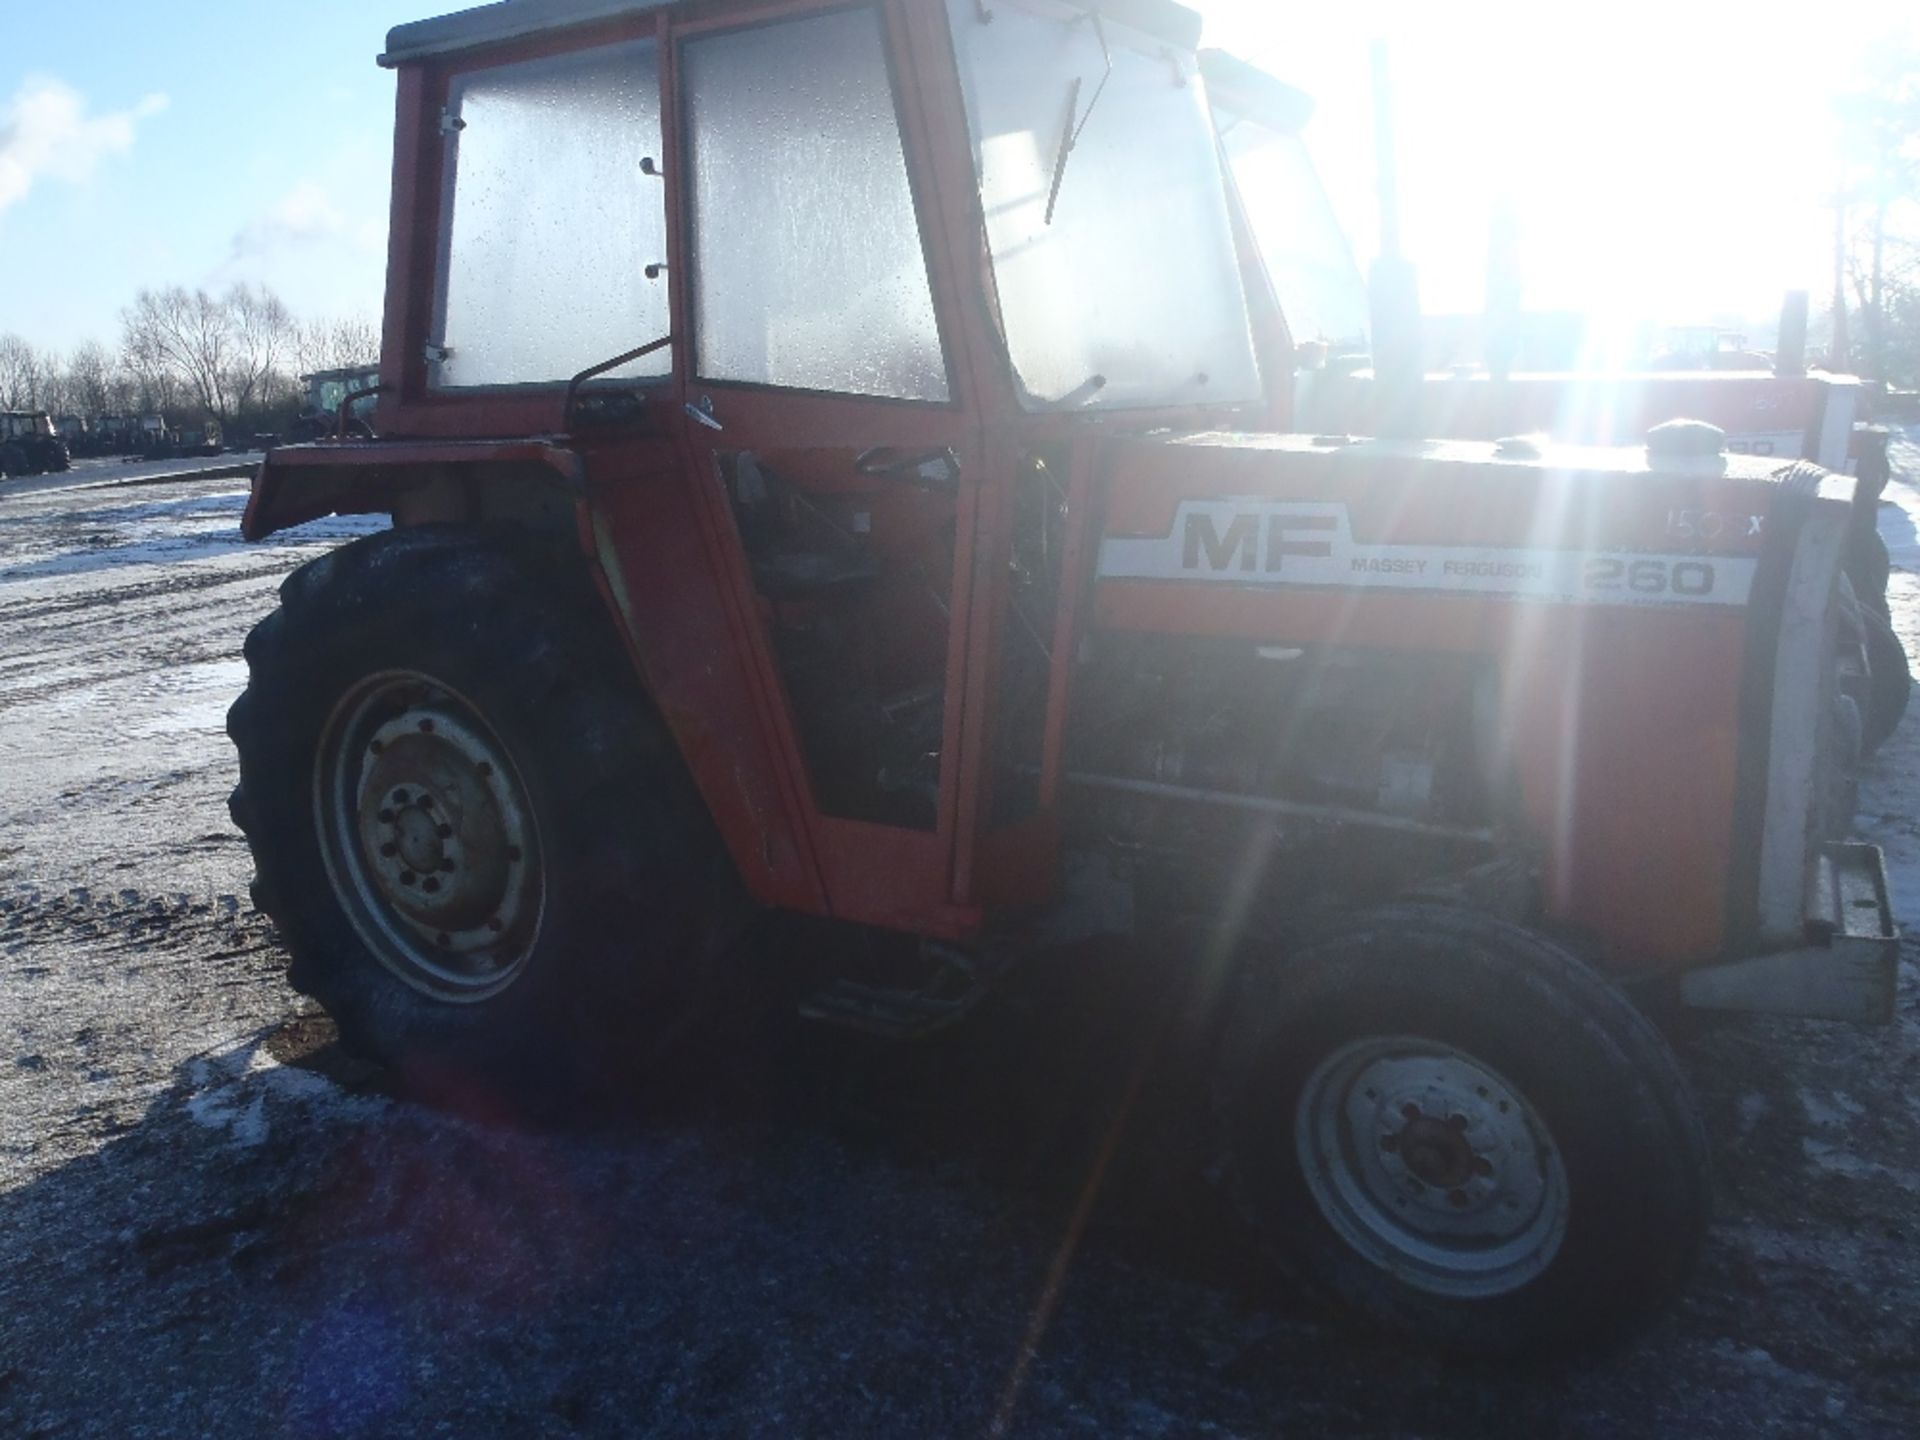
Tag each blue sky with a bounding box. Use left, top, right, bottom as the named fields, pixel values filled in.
left=3, top=0, right=1916, bottom=358
left=0, top=0, right=444, bottom=351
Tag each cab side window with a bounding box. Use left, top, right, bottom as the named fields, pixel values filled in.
left=682, top=7, right=950, bottom=402
left=432, top=40, right=670, bottom=389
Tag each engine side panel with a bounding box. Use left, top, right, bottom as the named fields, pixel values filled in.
left=1083, top=433, right=1800, bottom=966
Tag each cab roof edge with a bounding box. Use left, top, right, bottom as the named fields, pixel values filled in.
left=379, top=0, right=672, bottom=68
left=380, top=0, right=1205, bottom=69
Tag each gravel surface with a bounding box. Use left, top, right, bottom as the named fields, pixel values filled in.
left=2, top=456, right=1918, bottom=1438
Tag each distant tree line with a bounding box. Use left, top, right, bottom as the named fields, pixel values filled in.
left=0, top=284, right=378, bottom=430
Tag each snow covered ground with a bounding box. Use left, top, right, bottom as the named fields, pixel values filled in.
left=0, top=458, right=1917, bottom=1439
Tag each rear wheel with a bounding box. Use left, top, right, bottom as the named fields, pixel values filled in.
left=228, top=525, right=744, bottom=1116
left=1216, top=904, right=1709, bottom=1358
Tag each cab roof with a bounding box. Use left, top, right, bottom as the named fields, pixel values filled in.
left=381, top=0, right=671, bottom=67
left=381, top=0, right=1203, bottom=67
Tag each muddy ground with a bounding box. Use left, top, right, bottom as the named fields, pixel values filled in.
left=2, top=454, right=1918, bottom=1439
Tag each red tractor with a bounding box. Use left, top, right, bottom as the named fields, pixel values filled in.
left=229, top=0, right=1897, bottom=1357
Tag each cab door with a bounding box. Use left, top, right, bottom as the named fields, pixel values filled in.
left=666, top=0, right=986, bottom=934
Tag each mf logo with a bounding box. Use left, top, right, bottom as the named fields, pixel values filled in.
left=1182, top=509, right=1338, bottom=573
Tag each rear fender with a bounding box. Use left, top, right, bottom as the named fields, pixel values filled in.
left=240, top=439, right=583, bottom=542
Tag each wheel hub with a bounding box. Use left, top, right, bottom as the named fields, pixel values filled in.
left=1296, top=1037, right=1570, bottom=1299
left=317, top=673, right=543, bottom=1001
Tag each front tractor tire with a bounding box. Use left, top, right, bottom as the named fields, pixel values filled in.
left=1216, top=905, right=1710, bottom=1358
left=229, top=525, right=740, bottom=1116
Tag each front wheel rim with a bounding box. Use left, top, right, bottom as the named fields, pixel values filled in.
left=315, top=670, right=545, bottom=1003
left=1295, top=1036, right=1570, bottom=1299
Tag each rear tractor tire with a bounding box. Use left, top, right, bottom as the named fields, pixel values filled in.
left=1215, top=904, right=1710, bottom=1358
left=228, top=525, right=743, bottom=1117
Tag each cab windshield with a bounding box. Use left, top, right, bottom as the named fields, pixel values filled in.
left=1213, top=107, right=1370, bottom=355
left=944, top=0, right=1262, bottom=412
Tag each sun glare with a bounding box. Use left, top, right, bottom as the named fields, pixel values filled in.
left=1202, top=0, right=1919, bottom=348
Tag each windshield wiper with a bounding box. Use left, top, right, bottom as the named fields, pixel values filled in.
left=1043, top=11, right=1114, bottom=225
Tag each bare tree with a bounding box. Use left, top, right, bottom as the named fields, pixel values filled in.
left=0, top=334, right=46, bottom=409
left=225, top=284, right=297, bottom=418
left=122, top=287, right=234, bottom=420
left=37, top=352, right=74, bottom=417
left=1834, top=41, right=1920, bottom=381
left=65, top=342, right=114, bottom=417
left=294, top=315, right=382, bottom=377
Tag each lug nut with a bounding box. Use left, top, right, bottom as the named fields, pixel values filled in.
left=1401, top=1103, right=1421, bottom=1121
left=394, top=789, right=411, bottom=805
left=1447, top=1189, right=1469, bottom=1209
left=476, top=761, right=494, bottom=778
left=440, top=858, right=456, bottom=873
left=419, top=718, right=435, bottom=734
left=417, top=794, right=434, bottom=811
left=1473, top=1156, right=1495, bottom=1177
left=1447, top=1114, right=1468, bottom=1131
left=377, top=809, right=395, bottom=824
left=423, top=877, right=441, bottom=894
left=437, top=823, right=453, bottom=839
left=399, top=871, right=416, bottom=887
left=369, top=739, right=385, bottom=756
left=379, top=842, right=398, bottom=858
left=487, top=917, right=503, bottom=933
left=436, top=932, right=451, bottom=948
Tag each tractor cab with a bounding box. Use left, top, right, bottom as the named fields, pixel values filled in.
left=289, top=364, right=381, bottom=440
left=0, top=411, right=71, bottom=477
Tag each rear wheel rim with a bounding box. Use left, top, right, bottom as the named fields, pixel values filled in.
left=315, top=670, right=545, bottom=1003
left=1295, top=1035, right=1570, bottom=1299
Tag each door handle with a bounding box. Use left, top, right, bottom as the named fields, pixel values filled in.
left=685, top=399, right=723, bottom=433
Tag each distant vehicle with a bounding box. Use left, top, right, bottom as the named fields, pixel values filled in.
left=89, top=414, right=139, bottom=456
left=174, top=418, right=225, bottom=458
left=286, top=364, right=381, bottom=441
left=54, top=415, right=91, bottom=453
left=133, top=414, right=221, bottom=460
left=0, top=411, right=72, bottom=478
left=1647, top=326, right=1776, bottom=371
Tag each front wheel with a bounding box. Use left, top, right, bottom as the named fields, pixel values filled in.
left=1216, top=904, right=1709, bottom=1358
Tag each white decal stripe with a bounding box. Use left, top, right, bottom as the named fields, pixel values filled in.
left=1097, top=501, right=1756, bottom=608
